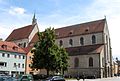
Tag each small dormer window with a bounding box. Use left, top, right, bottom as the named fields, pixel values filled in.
left=13, top=46, right=18, bottom=51
left=1, top=44, right=7, bottom=49
left=85, top=27, right=89, bottom=32
left=56, top=32, right=59, bottom=36
left=69, top=30, right=73, bottom=35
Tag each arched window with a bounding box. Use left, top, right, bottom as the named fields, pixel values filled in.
left=74, top=57, right=79, bottom=67
left=59, top=40, right=63, bottom=46
left=92, top=35, right=96, bottom=44
left=80, top=37, right=84, bottom=45
left=24, top=42, right=26, bottom=48
left=69, top=39, right=73, bottom=46
left=89, top=57, right=93, bottom=67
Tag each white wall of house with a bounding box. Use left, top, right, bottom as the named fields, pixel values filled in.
left=0, top=51, right=26, bottom=75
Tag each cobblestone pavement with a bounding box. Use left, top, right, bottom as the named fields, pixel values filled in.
left=66, top=77, right=120, bottom=81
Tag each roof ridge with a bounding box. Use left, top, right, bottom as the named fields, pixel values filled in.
left=66, top=44, right=104, bottom=49
left=6, top=24, right=35, bottom=41
left=13, top=24, right=32, bottom=31
left=55, top=18, right=105, bottom=30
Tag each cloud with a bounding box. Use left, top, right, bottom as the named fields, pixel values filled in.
left=8, top=7, right=26, bottom=15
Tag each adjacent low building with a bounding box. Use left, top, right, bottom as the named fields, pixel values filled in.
left=0, top=41, right=26, bottom=76
left=116, top=60, right=120, bottom=75
left=112, top=60, right=118, bottom=76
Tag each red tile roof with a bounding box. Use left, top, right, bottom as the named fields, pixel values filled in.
left=23, top=46, right=33, bottom=54
left=6, top=25, right=35, bottom=41
left=55, top=19, right=106, bottom=39
left=29, top=33, right=39, bottom=46
left=0, top=41, right=26, bottom=54
left=66, top=44, right=104, bottom=56
left=23, top=33, right=39, bottom=54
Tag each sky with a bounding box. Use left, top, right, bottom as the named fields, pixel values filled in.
left=0, top=0, right=120, bottom=59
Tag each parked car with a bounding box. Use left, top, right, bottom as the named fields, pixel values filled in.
left=33, top=74, right=48, bottom=80
left=45, top=76, right=65, bottom=81
left=16, top=74, right=34, bottom=81
left=0, top=76, right=7, bottom=81
left=4, top=77, right=17, bottom=81
left=86, top=75, right=96, bottom=79
left=0, top=75, right=11, bottom=81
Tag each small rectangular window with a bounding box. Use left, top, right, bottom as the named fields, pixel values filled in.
left=4, top=63, right=7, bottom=67
left=29, top=64, right=32, bottom=67
left=14, top=63, right=16, bottom=67
left=14, top=55, right=17, bottom=58
left=7, top=54, right=9, bottom=58
left=19, top=55, right=21, bottom=59
left=2, top=53, right=5, bottom=57
left=18, top=63, right=20, bottom=68
left=0, top=62, right=4, bottom=66
left=23, top=56, right=25, bottom=59
left=22, top=64, right=24, bottom=68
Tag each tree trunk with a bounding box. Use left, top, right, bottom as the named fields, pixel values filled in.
left=47, top=69, right=49, bottom=76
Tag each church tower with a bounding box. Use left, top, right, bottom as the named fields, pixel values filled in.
left=32, top=13, right=37, bottom=25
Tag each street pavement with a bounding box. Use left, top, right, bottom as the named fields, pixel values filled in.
left=66, top=77, right=120, bottom=81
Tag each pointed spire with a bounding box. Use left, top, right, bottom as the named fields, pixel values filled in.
left=32, top=13, right=37, bottom=25
left=104, top=15, right=106, bottom=18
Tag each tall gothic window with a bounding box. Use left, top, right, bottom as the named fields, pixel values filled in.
left=89, top=57, right=93, bottom=67
left=74, top=57, right=79, bottom=68
left=59, top=40, right=63, bottom=46
left=80, top=37, right=84, bottom=45
left=92, top=35, right=96, bottom=44
left=69, top=39, right=73, bottom=46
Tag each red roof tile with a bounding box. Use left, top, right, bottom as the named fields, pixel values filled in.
left=23, top=46, right=33, bottom=54
left=0, top=41, right=26, bottom=54
left=6, top=25, right=34, bottom=41
left=29, top=33, right=39, bottom=45
left=55, top=19, right=106, bottom=39
left=66, top=44, right=104, bottom=56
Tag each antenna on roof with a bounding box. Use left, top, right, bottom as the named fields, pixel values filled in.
left=32, top=12, right=37, bottom=25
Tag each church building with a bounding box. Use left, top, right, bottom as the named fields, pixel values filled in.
left=6, top=16, right=112, bottom=78
left=55, top=18, right=112, bottom=78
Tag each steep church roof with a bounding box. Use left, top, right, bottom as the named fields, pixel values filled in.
left=55, top=19, right=106, bottom=39
left=29, top=33, right=39, bottom=45
left=66, top=44, right=104, bottom=56
left=6, top=14, right=38, bottom=42
left=6, top=25, right=35, bottom=41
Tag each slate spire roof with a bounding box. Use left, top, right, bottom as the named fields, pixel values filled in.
left=32, top=13, right=37, bottom=25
